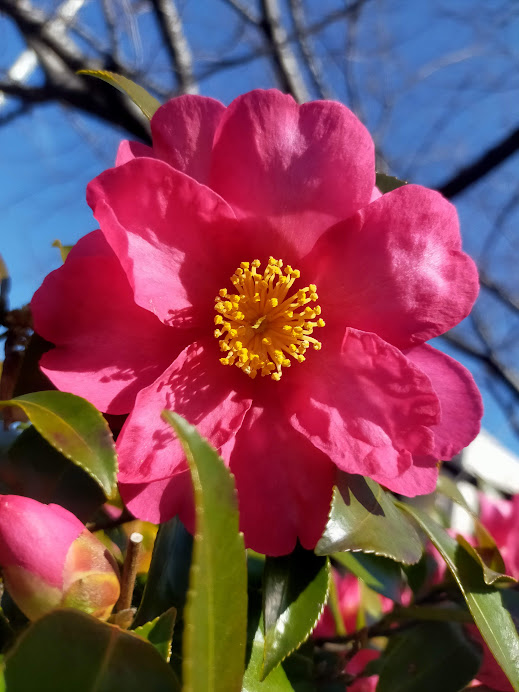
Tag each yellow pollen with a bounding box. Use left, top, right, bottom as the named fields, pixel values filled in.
left=213, top=257, right=324, bottom=381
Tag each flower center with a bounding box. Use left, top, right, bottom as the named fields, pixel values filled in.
left=214, top=257, right=324, bottom=381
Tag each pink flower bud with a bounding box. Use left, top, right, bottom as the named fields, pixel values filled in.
left=0, top=495, right=120, bottom=621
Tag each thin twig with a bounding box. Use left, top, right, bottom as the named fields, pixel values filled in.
left=115, top=532, right=143, bottom=612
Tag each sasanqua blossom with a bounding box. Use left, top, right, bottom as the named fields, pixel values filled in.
left=32, top=89, right=482, bottom=555
left=0, top=495, right=120, bottom=620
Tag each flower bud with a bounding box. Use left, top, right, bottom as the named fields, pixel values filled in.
left=0, top=495, right=120, bottom=621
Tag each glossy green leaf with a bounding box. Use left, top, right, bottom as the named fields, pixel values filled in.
left=437, top=476, right=514, bottom=584
left=377, top=621, right=481, bottom=692
left=333, top=551, right=403, bottom=601
left=456, top=535, right=515, bottom=586
left=0, top=391, right=117, bottom=499
left=163, top=411, right=247, bottom=692
left=4, top=609, right=180, bottom=691
left=242, top=620, right=296, bottom=692
left=52, top=239, right=73, bottom=262
left=399, top=502, right=519, bottom=691
left=262, top=546, right=329, bottom=679
left=134, top=607, right=176, bottom=662
left=315, top=474, right=422, bottom=564
left=2, top=426, right=105, bottom=522
left=375, top=172, right=408, bottom=193
left=78, top=70, right=160, bottom=120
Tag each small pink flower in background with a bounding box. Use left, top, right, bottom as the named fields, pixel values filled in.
left=0, top=495, right=120, bottom=620
left=314, top=571, right=393, bottom=639
left=32, top=89, right=482, bottom=555
left=346, top=648, right=380, bottom=691
left=479, top=494, right=519, bottom=578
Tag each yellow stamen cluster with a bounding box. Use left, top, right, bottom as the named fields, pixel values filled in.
left=214, top=257, right=324, bottom=381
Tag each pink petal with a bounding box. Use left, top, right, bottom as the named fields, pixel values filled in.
left=405, top=344, right=482, bottom=459
left=229, top=404, right=335, bottom=556
left=310, top=184, right=479, bottom=348
left=120, top=470, right=195, bottom=530
left=86, top=158, right=238, bottom=326
left=209, top=89, right=375, bottom=256
left=0, top=496, right=83, bottom=588
left=151, top=95, right=225, bottom=184
left=32, top=231, right=182, bottom=415
left=116, top=340, right=252, bottom=485
left=115, top=140, right=154, bottom=166
left=290, top=329, right=440, bottom=494
left=375, top=455, right=440, bottom=497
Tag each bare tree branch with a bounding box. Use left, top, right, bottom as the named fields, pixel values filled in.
left=438, top=124, right=519, bottom=199
left=219, top=0, right=260, bottom=26
left=259, top=0, right=308, bottom=101
left=149, top=0, right=197, bottom=94
left=287, top=0, right=331, bottom=100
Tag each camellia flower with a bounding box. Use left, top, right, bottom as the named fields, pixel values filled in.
left=32, top=89, right=482, bottom=555
left=0, top=495, right=120, bottom=620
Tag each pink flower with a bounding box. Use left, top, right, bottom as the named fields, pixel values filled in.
left=32, top=89, right=482, bottom=555
left=0, top=495, right=120, bottom=620
left=346, top=649, right=380, bottom=692
left=479, top=494, right=519, bottom=578
left=314, top=571, right=394, bottom=638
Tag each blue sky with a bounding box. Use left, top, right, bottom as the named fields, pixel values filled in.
left=1, top=0, right=518, bottom=452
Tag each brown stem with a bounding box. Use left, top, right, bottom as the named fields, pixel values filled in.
left=115, top=532, right=143, bottom=613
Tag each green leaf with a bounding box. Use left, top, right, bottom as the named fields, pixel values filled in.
left=0, top=391, right=117, bottom=500
left=242, top=620, right=296, bottom=692
left=2, top=426, right=105, bottom=522
left=376, top=621, right=481, bottom=692
left=399, top=502, right=519, bottom=692
left=4, top=609, right=180, bottom=691
left=52, top=239, right=73, bottom=262
left=456, top=535, right=515, bottom=586
left=333, top=551, right=403, bottom=601
left=262, top=546, right=329, bottom=679
left=133, top=607, right=176, bottom=662
left=78, top=70, right=160, bottom=120
left=163, top=411, right=247, bottom=692
left=315, top=474, right=422, bottom=564
left=436, top=475, right=515, bottom=585
left=375, top=172, right=408, bottom=194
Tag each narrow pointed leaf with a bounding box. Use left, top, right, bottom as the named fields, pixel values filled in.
left=163, top=411, right=247, bottom=692
left=0, top=392, right=117, bottom=499
left=377, top=621, right=481, bottom=692
left=315, top=474, right=422, bottom=564
left=399, top=502, right=519, bottom=692
left=133, top=607, right=176, bottom=662
left=78, top=70, right=160, bottom=120
left=242, top=620, right=296, bottom=692
left=375, top=173, right=408, bottom=193
left=4, top=609, right=180, bottom=691
left=437, top=475, right=514, bottom=584
left=333, top=551, right=403, bottom=601
left=456, top=535, right=515, bottom=586
left=262, top=546, right=329, bottom=679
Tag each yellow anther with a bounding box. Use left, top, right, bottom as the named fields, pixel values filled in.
left=213, top=258, right=324, bottom=381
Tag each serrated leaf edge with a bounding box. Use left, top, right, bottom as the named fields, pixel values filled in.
left=0, top=393, right=117, bottom=499
left=260, top=558, right=331, bottom=680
